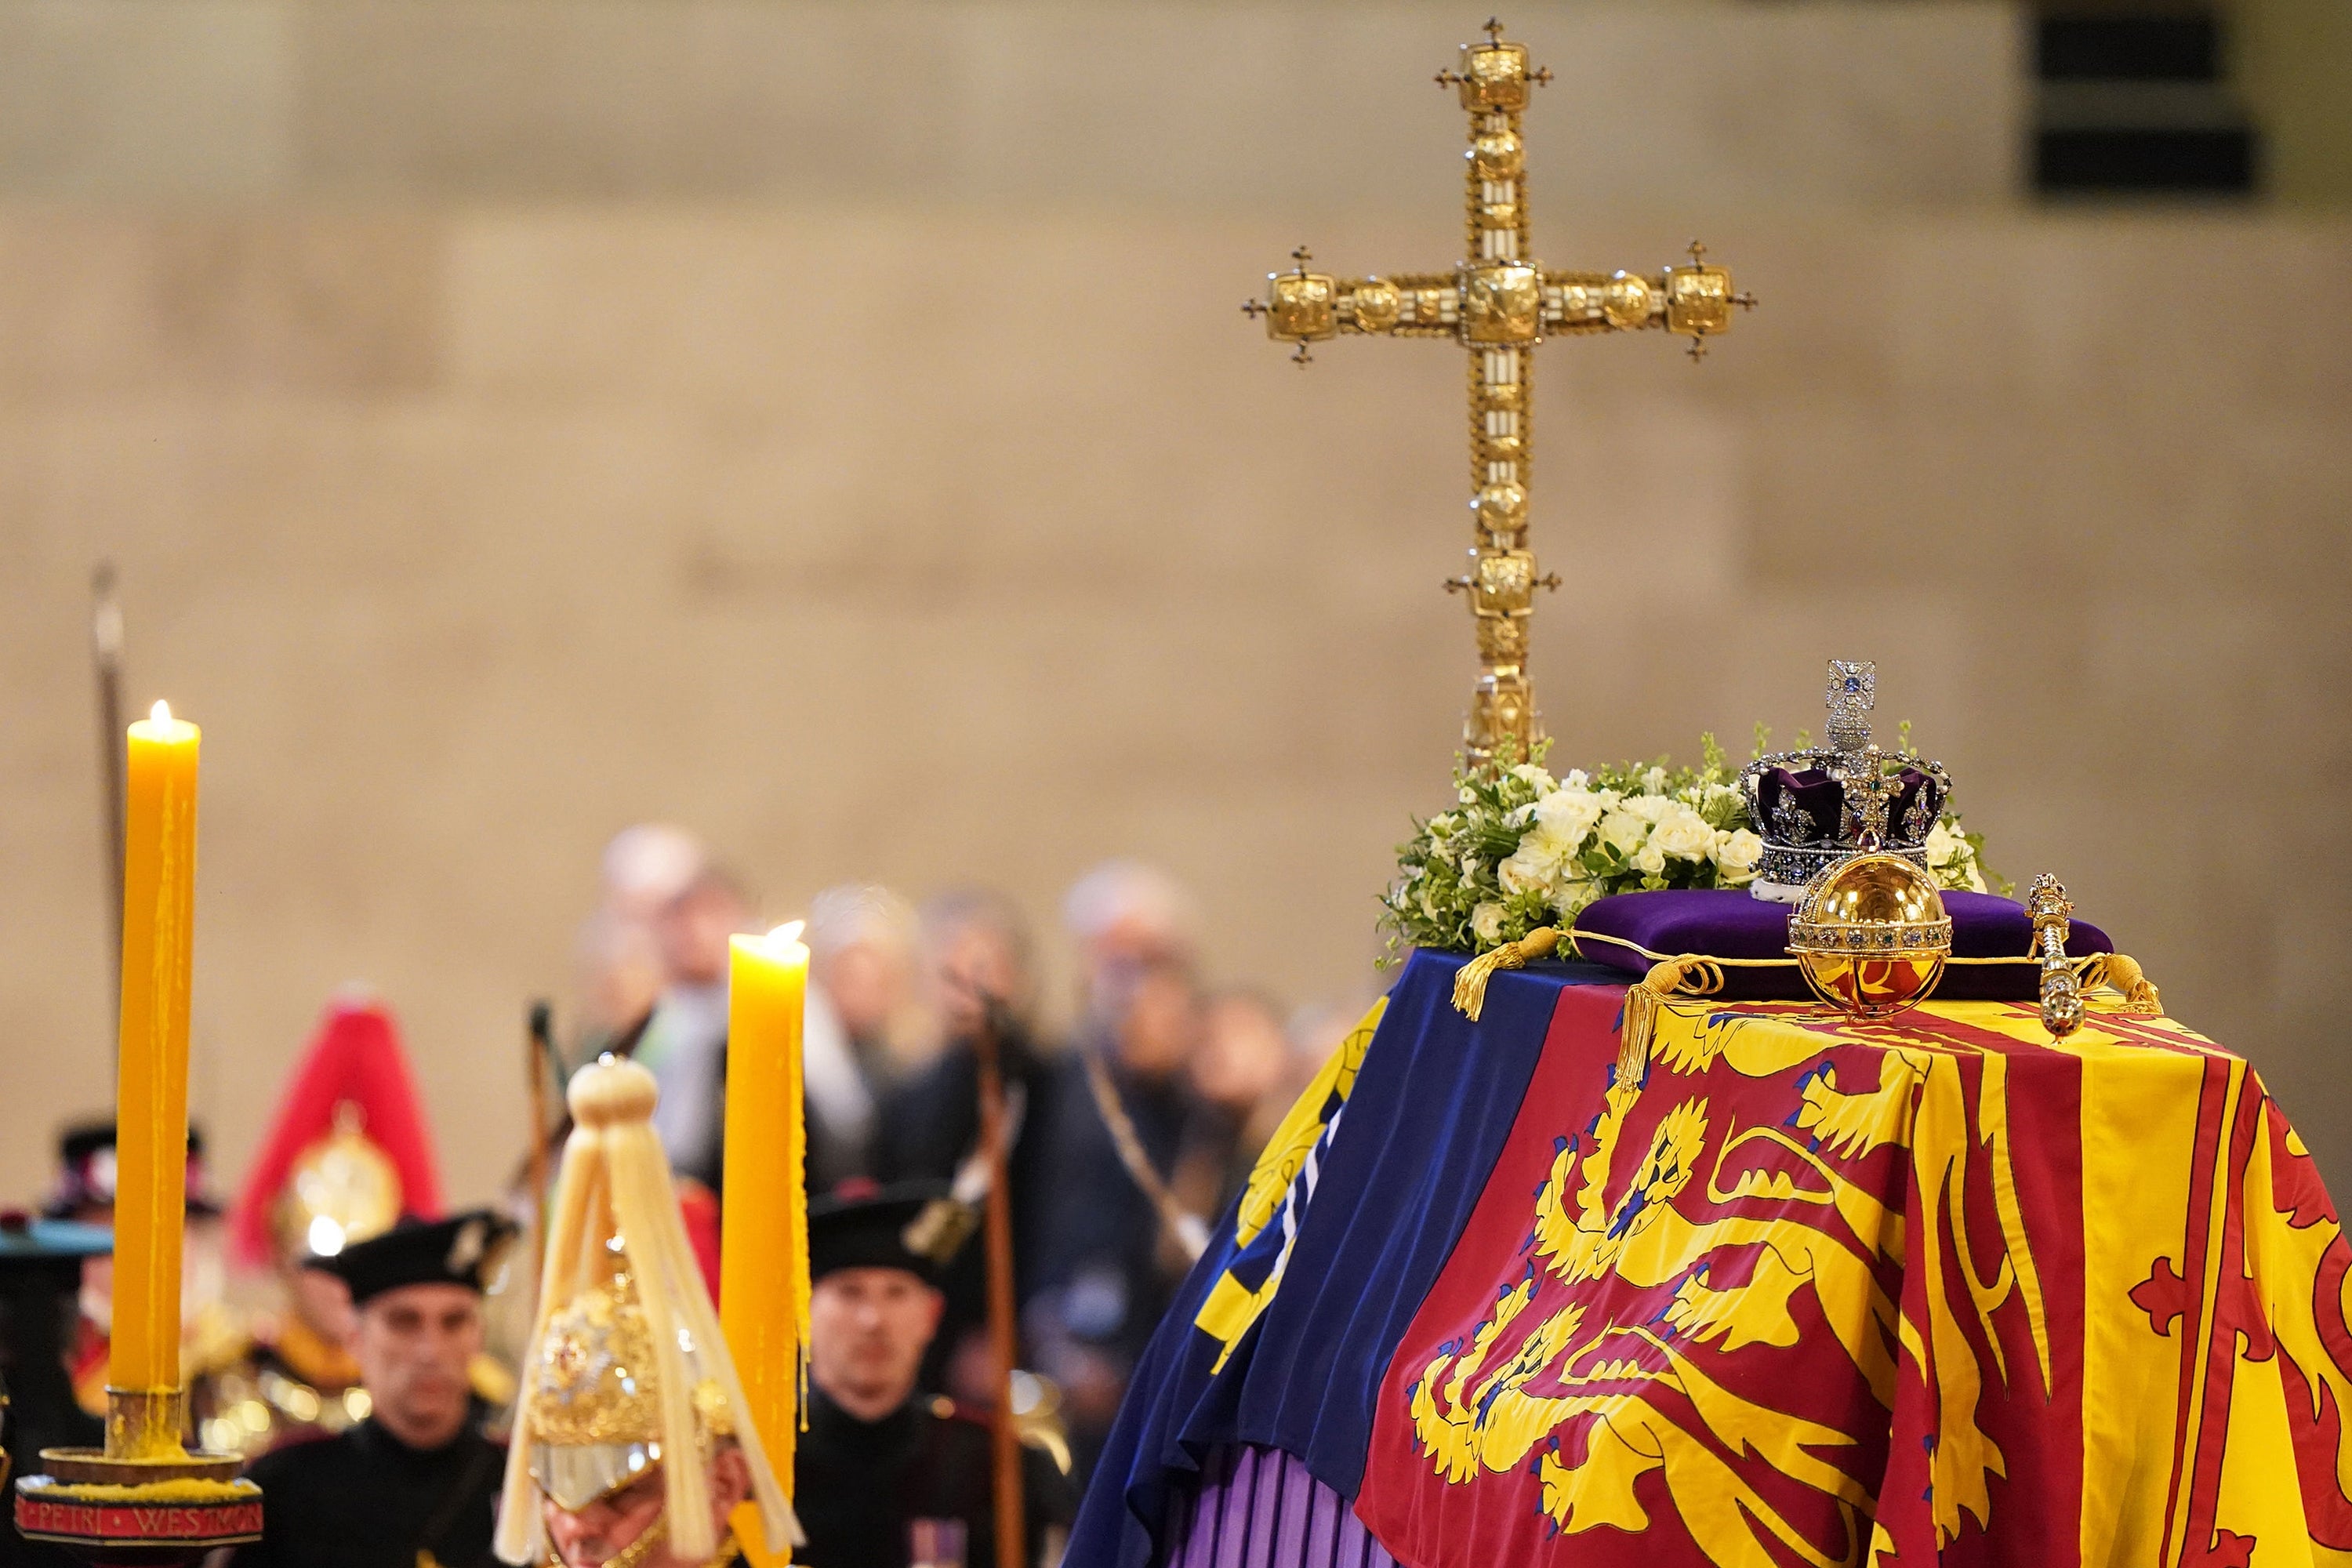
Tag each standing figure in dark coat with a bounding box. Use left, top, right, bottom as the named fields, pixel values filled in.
left=227, top=1211, right=514, bottom=1568
left=874, top=888, right=1062, bottom=1398
left=795, top=1185, right=1074, bottom=1568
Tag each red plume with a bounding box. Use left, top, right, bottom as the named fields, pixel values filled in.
left=228, top=994, right=443, bottom=1268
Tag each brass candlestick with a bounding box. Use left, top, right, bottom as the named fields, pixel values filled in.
left=14, top=1387, right=262, bottom=1563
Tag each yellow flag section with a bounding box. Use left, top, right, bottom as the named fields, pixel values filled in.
left=2054, top=1014, right=2352, bottom=1568
left=1357, top=988, right=2352, bottom=1568
left=1193, top=996, right=1386, bottom=1374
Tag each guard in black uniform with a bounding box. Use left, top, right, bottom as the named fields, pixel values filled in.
left=227, top=1210, right=514, bottom=1568
left=0, top=1214, right=109, bottom=1568
left=795, top=1185, right=1073, bottom=1568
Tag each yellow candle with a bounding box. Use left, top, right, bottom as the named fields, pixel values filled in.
left=721, top=921, right=810, bottom=1566
left=111, top=700, right=200, bottom=1404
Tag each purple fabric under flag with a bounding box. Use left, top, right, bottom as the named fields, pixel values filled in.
left=1160, top=1446, right=1398, bottom=1568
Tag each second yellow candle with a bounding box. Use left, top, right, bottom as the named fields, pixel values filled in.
left=721, top=921, right=811, bottom=1566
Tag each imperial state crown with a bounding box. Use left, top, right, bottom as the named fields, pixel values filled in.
left=1739, top=659, right=1953, bottom=900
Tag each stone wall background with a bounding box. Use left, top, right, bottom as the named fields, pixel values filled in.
left=1, top=0, right=2344, bottom=1205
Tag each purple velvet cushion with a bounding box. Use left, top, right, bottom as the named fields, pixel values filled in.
left=1569, top=887, right=2114, bottom=1002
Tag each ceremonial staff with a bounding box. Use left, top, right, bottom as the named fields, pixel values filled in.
left=91, top=564, right=125, bottom=1002
left=969, top=993, right=1025, bottom=1568
left=523, top=1000, right=557, bottom=1296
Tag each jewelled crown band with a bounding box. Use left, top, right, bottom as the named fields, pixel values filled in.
left=1738, top=659, right=1955, bottom=899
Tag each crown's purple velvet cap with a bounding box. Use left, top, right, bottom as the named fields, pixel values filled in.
left=1756, top=765, right=1944, bottom=848
left=1570, top=887, right=2114, bottom=1001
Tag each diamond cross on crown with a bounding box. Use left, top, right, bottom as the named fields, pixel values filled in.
left=1824, top=659, right=1876, bottom=758
left=1838, top=745, right=1901, bottom=850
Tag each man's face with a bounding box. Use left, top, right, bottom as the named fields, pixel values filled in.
left=820, top=941, right=911, bottom=1044
left=542, top=1447, right=751, bottom=1568
left=1115, top=962, right=1203, bottom=1079
left=349, top=1282, right=481, bottom=1448
left=659, top=884, right=746, bottom=988
left=931, top=923, right=1028, bottom=1038
left=809, top=1268, right=942, bottom=1407
left=544, top=1468, right=665, bottom=1567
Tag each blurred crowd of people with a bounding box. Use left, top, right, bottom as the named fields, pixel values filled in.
left=0, top=824, right=1357, bottom=1537
left=567, top=825, right=1357, bottom=1481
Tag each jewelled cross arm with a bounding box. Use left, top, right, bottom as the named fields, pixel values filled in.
left=1239, top=18, right=1756, bottom=762
left=1247, top=259, right=1740, bottom=348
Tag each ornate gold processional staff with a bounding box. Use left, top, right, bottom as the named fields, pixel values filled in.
left=1244, top=19, right=1755, bottom=762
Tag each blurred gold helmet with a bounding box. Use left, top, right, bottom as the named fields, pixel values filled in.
left=496, top=1058, right=796, bottom=1566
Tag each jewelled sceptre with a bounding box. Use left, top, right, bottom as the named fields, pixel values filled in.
left=1243, top=18, right=1755, bottom=762
left=2029, top=873, right=2085, bottom=1038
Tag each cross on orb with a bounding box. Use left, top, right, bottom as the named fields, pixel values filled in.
left=1241, top=20, right=1757, bottom=761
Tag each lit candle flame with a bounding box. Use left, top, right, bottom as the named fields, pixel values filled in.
left=151, top=699, right=171, bottom=726
left=769, top=920, right=806, bottom=946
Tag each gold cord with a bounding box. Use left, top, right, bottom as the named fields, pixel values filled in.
left=1080, top=1048, right=1207, bottom=1261
left=1450, top=927, right=1562, bottom=1021
left=1616, top=956, right=1726, bottom=1083
left=2082, top=953, right=2161, bottom=1014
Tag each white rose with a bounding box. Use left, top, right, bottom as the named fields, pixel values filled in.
left=1715, top=827, right=1763, bottom=881
left=1641, top=766, right=1668, bottom=795
left=1621, top=794, right=1672, bottom=824
left=1597, top=811, right=1649, bottom=858
left=1498, top=841, right=1559, bottom=895
left=1652, top=806, right=1714, bottom=861
left=1925, top=821, right=1958, bottom=867
left=1533, top=788, right=1606, bottom=844
left=1510, top=762, right=1556, bottom=793
left=1471, top=902, right=1505, bottom=945
left=1633, top=843, right=1667, bottom=877
left=1524, top=823, right=1582, bottom=865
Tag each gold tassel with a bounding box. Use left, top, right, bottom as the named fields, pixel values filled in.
left=496, top=1115, right=601, bottom=1566
left=1616, top=956, right=1725, bottom=1083
left=1451, top=927, right=1561, bottom=1022
left=2085, top=953, right=2161, bottom=1014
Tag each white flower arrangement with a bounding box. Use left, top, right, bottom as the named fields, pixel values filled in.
left=1381, top=732, right=2001, bottom=960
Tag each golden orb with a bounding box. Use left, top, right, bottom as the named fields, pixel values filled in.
left=1786, top=851, right=1952, bottom=1021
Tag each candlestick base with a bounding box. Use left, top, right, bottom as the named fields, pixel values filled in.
left=13, top=1392, right=262, bottom=1566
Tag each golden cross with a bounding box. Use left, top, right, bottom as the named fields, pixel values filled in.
left=1243, top=20, right=1755, bottom=762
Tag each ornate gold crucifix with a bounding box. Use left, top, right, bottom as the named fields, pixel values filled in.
left=1245, top=19, right=1754, bottom=761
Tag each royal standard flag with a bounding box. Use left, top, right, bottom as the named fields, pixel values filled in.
left=1070, top=948, right=2352, bottom=1568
